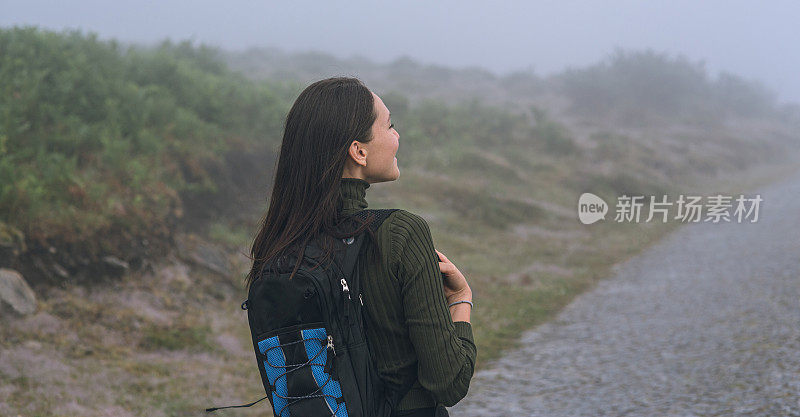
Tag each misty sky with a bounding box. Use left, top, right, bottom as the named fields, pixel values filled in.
left=3, top=0, right=799, bottom=103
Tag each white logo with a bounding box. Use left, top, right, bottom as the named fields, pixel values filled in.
left=578, top=192, right=608, bottom=224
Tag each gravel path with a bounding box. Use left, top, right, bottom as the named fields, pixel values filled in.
left=450, top=171, right=800, bottom=417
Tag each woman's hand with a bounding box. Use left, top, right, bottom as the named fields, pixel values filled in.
left=435, top=249, right=472, bottom=304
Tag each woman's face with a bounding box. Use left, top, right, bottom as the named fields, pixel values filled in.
left=347, top=92, right=400, bottom=183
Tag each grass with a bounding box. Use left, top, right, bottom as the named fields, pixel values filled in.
left=448, top=154, right=800, bottom=367
left=139, top=321, right=215, bottom=352
left=2, top=113, right=799, bottom=415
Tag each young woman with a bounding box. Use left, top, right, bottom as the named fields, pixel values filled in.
left=247, top=77, right=476, bottom=417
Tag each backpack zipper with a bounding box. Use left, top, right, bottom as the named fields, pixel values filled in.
left=324, top=334, right=336, bottom=376
left=326, top=334, right=336, bottom=356
left=340, top=278, right=351, bottom=299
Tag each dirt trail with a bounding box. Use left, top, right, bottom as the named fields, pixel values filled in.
left=450, top=170, right=800, bottom=416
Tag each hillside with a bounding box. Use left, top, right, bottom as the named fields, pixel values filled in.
left=0, top=27, right=290, bottom=287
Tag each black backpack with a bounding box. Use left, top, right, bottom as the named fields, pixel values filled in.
left=209, top=208, right=414, bottom=416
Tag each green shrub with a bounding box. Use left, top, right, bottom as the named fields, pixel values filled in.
left=0, top=26, right=287, bottom=252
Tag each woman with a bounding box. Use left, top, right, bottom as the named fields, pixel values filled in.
left=247, top=77, right=476, bottom=417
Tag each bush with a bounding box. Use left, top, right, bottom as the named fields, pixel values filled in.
left=0, top=27, right=288, bottom=277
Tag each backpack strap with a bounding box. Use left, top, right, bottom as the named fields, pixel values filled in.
left=353, top=208, right=400, bottom=235
left=342, top=209, right=417, bottom=412
left=336, top=208, right=399, bottom=279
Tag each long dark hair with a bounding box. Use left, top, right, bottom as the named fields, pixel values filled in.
left=245, top=77, right=380, bottom=288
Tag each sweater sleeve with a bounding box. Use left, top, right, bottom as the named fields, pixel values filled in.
left=390, top=210, right=477, bottom=407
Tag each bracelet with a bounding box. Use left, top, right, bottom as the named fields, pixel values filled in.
left=447, top=300, right=473, bottom=309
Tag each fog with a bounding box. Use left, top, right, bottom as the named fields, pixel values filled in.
left=2, top=0, right=799, bottom=103
left=4, top=2, right=800, bottom=416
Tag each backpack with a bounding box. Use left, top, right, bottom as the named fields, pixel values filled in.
left=208, top=208, right=414, bottom=416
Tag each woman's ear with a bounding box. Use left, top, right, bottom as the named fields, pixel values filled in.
left=348, top=140, right=368, bottom=167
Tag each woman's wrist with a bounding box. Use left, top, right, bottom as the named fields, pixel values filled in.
left=448, top=298, right=472, bottom=323
left=446, top=289, right=472, bottom=305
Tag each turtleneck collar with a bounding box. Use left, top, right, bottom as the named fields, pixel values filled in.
left=340, top=177, right=370, bottom=216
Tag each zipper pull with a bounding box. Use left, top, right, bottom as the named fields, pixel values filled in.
left=324, top=335, right=336, bottom=375
left=340, top=278, right=351, bottom=299
left=327, top=335, right=336, bottom=356
left=359, top=293, right=364, bottom=306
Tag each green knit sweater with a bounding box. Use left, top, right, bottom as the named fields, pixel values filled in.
left=338, top=177, right=477, bottom=411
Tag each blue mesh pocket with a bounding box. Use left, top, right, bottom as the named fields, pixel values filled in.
left=257, top=326, right=348, bottom=417
left=259, top=334, right=291, bottom=416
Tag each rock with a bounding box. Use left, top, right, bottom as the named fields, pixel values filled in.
left=26, top=255, right=70, bottom=285
left=51, top=263, right=70, bottom=279
left=0, top=268, right=37, bottom=316
left=174, top=233, right=232, bottom=276
left=101, top=256, right=129, bottom=278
